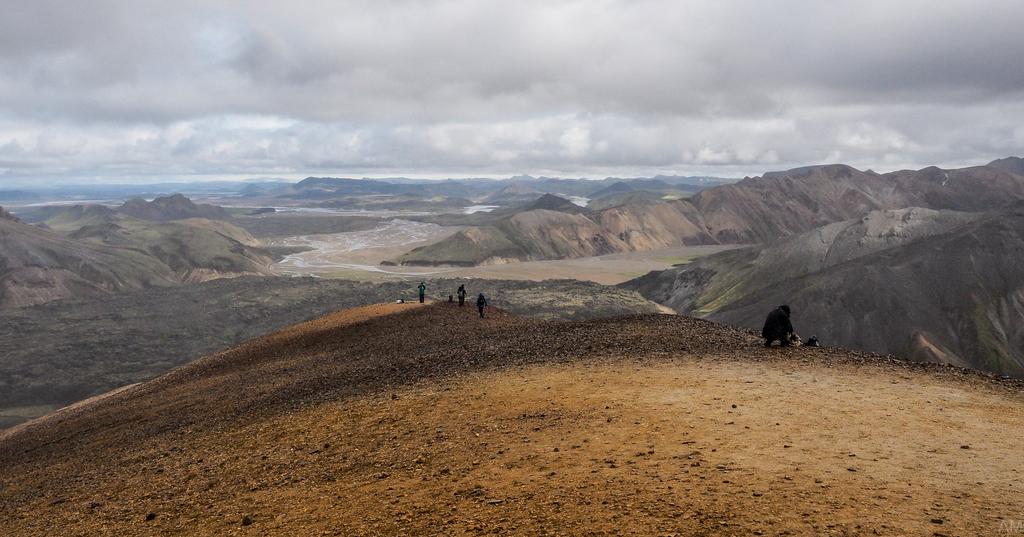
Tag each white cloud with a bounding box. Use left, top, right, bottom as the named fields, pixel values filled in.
left=559, top=126, right=591, bottom=159
left=0, top=0, right=1022, bottom=182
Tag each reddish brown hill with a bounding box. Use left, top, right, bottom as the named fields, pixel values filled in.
left=1, top=303, right=1022, bottom=535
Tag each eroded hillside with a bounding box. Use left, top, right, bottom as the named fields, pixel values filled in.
left=626, top=205, right=1024, bottom=377
left=399, top=160, right=1024, bottom=266
left=0, top=196, right=277, bottom=309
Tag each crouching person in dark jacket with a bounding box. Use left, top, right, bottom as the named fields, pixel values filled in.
left=762, top=305, right=794, bottom=347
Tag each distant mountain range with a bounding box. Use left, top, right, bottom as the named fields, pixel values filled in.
left=236, top=174, right=731, bottom=206
left=399, top=158, right=1024, bottom=266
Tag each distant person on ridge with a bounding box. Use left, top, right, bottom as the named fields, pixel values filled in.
left=457, top=284, right=467, bottom=306
left=476, top=293, right=488, bottom=318
left=762, top=305, right=795, bottom=347
left=418, top=282, right=426, bottom=304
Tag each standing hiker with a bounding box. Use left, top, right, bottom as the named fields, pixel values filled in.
left=457, top=284, right=467, bottom=306
left=762, top=305, right=795, bottom=347
left=418, top=282, right=426, bottom=304
left=476, top=293, right=488, bottom=318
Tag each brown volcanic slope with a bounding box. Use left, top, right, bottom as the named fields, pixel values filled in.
left=3, top=304, right=1023, bottom=535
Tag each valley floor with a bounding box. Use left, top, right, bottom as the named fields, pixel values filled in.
left=2, top=304, right=1021, bottom=535
left=274, top=240, right=738, bottom=284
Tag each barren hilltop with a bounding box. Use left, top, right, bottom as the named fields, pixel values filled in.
left=2, top=303, right=1021, bottom=535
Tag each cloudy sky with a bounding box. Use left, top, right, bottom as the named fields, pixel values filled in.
left=2, top=0, right=1023, bottom=183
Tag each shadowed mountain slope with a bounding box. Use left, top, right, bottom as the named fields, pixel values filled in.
left=625, top=205, right=1024, bottom=376
left=1, top=304, right=1021, bottom=535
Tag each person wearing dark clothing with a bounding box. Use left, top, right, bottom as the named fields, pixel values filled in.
left=762, top=305, right=794, bottom=347
left=476, top=293, right=488, bottom=318
left=457, top=284, right=467, bottom=306
left=418, top=282, right=426, bottom=304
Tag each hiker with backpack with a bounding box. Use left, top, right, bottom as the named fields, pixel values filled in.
left=457, top=284, right=467, bottom=306
left=476, top=293, right=488, bottom=318
left=417, top=282, right=426, bottom=303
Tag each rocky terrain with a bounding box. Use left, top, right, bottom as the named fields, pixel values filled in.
left=626, top=204, right=1024, bottom=377
left=0, top=277, right=658, bottom=429
left=400, top=159, right=1024, bottom=266
left=1, top=303, right=1021, bottom=535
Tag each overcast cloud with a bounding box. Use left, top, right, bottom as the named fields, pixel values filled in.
left=1, top=0, right=1023, bottom=183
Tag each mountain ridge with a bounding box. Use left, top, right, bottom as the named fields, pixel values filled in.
left=400, top=159, right=1024, bottom=266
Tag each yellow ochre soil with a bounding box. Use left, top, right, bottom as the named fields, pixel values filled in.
left=1, top=303, right=1022, bottom=536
